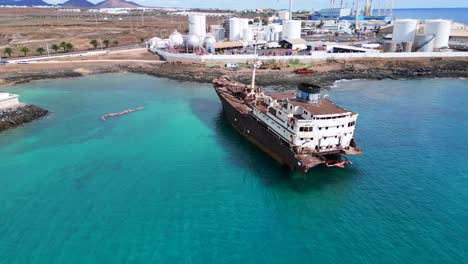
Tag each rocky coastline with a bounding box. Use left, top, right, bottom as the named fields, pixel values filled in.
left=0, top=58, right=466, bottom=88
left=0, top=103, right=48, bottom=132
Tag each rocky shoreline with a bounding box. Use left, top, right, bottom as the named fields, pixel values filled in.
left=0, top=103, right=48, bottom=132
left=0, top=58, right=466, bottom=88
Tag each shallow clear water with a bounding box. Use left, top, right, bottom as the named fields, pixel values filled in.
left=0, top=74, right=467, bottom=263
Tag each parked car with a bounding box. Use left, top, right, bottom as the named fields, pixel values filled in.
left=224, top=63, right=239, bottom=68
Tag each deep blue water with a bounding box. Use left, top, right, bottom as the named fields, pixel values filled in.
left=0, top=75, right=467, bottom=263
left=392, top=8, right=468, bottom=24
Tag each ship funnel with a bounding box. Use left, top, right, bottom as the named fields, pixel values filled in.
left=296, top=83, right=321, bottom=104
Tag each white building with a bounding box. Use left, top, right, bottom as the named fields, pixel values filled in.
left=317, top=8, right=351, bottom=19
left=0, top=93, right=19, bottom=109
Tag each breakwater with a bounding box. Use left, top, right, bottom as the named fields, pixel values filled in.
left=0, top=103, right=48, bottom=132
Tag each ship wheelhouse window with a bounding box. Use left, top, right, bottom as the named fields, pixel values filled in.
left=300, top=127, right=313, bottom=132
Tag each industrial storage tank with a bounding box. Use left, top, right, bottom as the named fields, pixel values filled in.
left=282, top=20, right=301, bottom=40
left=203, top=34, right=216, bottom=47
left=242, top=28, right=254, bottom=42
left=414, top=34, right=435, bottom=52
left=185, top=34, right=201, bottom=49
left=210, top=25, right=225, bottom=41
left=424, top=19, right=451, bottom=49
left=239, top=18, right=249, bottom=39
left=383, top=41, right=397, bottom=52
left=188, top=15, right=206, bottom=38
left=267, top=24, right=282, bottom=42
left=229, top=18, right=241, bottom=41
left=392, top=19, right=418, bottom=44
left=401, top=41, right=413, bottom=52
left=169, top=30, right=184, bottom=47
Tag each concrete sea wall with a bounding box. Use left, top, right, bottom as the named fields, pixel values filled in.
left=153, top=49, right=468, bottom=63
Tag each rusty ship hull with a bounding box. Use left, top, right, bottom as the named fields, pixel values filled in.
left=214, top=86, right=328, bottom=174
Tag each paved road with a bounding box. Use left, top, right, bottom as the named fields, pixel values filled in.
left=31, top=59, right=164, bottom=64
left=4, top=46, right=150, bottom=63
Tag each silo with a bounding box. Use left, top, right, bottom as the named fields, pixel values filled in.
left=210, top=25, right=225, bottom=41
left=169, top=30, right=184, bottom=47
left=239, top=18, right=249, bottom=39
left=392, top=19, right=418, bottom=44
left=229, top=18, right=241, bottom=41
left=383, top=41, right=397, bottom=52
left=188, top=15, right=206, bottom=38
left=414, top=34, right=435, bottom=52
left=424, top=19, right=451, bottom=49
left=282, top=20, right=301, bottom=40
left=242, top=28, right=254, bottom=41
left=401, top=41, right=413, bottom=52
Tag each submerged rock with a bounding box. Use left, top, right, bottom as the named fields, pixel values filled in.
left=0, top=103, right=48, bottom=132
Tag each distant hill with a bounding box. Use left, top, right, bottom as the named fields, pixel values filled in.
left=60, top=0, right=95, bottom=7
left=94, top=0, right=141, bottom=8
left=0, top=0, right=50, bottom=6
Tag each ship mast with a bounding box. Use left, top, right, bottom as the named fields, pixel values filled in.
left=251, top=37, right=257, bottom=89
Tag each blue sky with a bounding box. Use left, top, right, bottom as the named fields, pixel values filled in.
left=130, top=0, right=465, bottom=9
left=48, top=0, right=467, bottom=9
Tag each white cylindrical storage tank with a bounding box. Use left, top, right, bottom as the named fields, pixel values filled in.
left=383, top=41, right=397, bottom=52
left=242, top=28, right=253, bottom=41
left=229, top=18, right=241, bottom=41
left=392, top=19, right=418, bottom=44
left=169, top=30, right=184, bottom=47
left=282, top=20, right=301, bottom=40
left=274, top=32, right=279, bottom=42
left=414, top=34, right=435, bottom=52
left=239, top=18, right=249, bottom=39
left=424, top=19, right=451, bottom=49
left=188, top=15, right=206, bottom=38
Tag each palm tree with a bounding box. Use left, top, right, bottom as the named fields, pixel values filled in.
left=36, top=47, right=45, bottom=55
left=112, top=40, right=119, bottom=46
left=65, top=42, right=73, bottom=52
left=51, top=44, right=59, bottom=53
left=3, top=47, right=13, bottom=57
left=103, top=39, right=110, bottom=48
left=60, top=41, right=67, bottom=51
left=90, top=39, right=99, bottom=49
left=20, top=47, right=30, bottom=56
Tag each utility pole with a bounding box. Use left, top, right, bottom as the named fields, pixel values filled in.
left=355, top=0, right=360, bottom=30
left=45, top=41, right=50, bottom=57
left=289, top=0, right=292, bottom=21
left=390, top=0, right=393, bottom=17
left=378, top=0, right=381, bottom=16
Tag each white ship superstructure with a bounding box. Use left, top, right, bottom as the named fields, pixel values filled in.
left=250, top=83, right=359, bottom=155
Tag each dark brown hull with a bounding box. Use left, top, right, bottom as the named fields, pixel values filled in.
left=214, top=88, right=324, bottom=174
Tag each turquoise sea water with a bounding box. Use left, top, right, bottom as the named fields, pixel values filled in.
left=0, top=74, right=467, bottom=263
